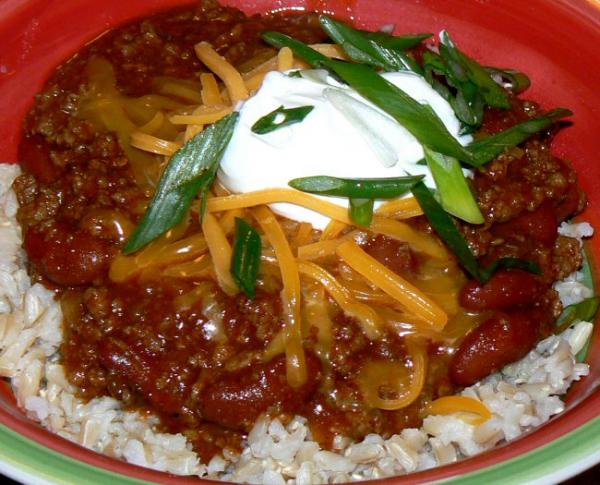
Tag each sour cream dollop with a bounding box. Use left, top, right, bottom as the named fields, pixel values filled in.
left=219, top=70, right=471, bottom=229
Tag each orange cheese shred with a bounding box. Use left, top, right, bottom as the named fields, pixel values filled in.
left=109, top=229, right=207, bottom=282
left=297, top=237, right=345, bottom=261
left=157, top=81, right=203, bottom=103
left=201, top=212, right=239, bottom=295
left=426, top=396, right=492, bottom=426
left=336, top=240, right=448, bottom=330
left=207, top=191, right=425, bottom=233
left=218, top=209, right=245, bottom=236
left=294, top=222, right=314, bottom=249
left=357, top=338, right=427, bottom=410
left=200, top=73, right=223, bottom=106
left=162, top=254, right=212, bottom=279
left=253, top=206, right=307, bottom=388
left=138, top=111, right=165, bottom=135
left=129, top=132, right=181, bottom=156
left=277, top=46, right=294, bottom=71
left=376, top=197, right=424, bottom=219
left=170, top=105, right=233, bottom=125
left=194, top=42, right=249, bottom=104
left=208, top=188, right=350, bottom=223
left=298, top=261, right=382, bottom=339
left=321, top=219, right=347, bottom=241
left=308, top=43, right=348, bottom=59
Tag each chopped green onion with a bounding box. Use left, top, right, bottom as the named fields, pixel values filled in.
left=123, top=112, right=239, bottom=254
left=231, top=218, right=262, bottom=299
left=289, top=174, right=424, bottom=198
left=468, top=108, right=573, bottom=166
left=411, top=181, right=481, bottom=280
left=319, top=16, right=422, bottom=73
left=411, top=181, right=541, bottom=282
left=262, top=32, right=328, bottom=68
left=453, top=84, right=486, bottom=134
left=557, top=296, right=600, bottom=328
left=423, top=50, right=485, bottom=131
left=478, top=257, right=542, bottom=283
left=290, top=174, right=422, bottom=228
left=484, top=67, right=531, bottom=94
left=439, top=31, right=511, bottom=110
left=361, top=31, right=432, bottom=51
left=252, top=105, right=314, bottom=134
left=423, top=147, right=484, bottom=224
left=349, top=198, right=374, bottom=226
left=424, top=32, right=513, bottom=132
left=422, top=51, right=453, bottom=102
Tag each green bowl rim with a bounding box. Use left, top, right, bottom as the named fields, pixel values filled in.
left=1, top=415, right=600, bottom=484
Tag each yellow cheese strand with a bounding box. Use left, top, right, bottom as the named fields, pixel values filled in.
left=336, top=240, right=448, bottom=330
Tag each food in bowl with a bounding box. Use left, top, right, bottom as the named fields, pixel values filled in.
left=0, top=0, right=596, bottom=481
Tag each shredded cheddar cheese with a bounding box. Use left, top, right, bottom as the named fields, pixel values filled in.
left=202, top=212, right=239, bottom=295
left=253, top=206, right=307, bottom=388
left=426, top=396, right=492, bottom=425
left=336, top=241, right=448, bottom=330
left=194, top=42, right=249, bottom=104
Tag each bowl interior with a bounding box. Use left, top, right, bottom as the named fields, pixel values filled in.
left=1, top=0, right=600, bottom=483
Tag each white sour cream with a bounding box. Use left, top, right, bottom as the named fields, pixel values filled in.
left=218, top=69, right=471, bottom=229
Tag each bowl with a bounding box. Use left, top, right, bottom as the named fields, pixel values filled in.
left=1, top=0, right=600, bottom=483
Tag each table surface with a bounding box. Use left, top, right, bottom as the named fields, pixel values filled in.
left=563, top=464, right=600, bottom=484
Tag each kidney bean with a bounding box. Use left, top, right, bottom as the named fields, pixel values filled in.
left=18, top=134, right=62, bottom=184
left=493, top=201, right=557, bottom=245
left=450, top=311, right=541, bottom=387
left=555, top=185, right=585, bottom=222
left=460, top=269, right=544, bottom=311
left=99, top=338, right=151, bottom=385
left=24, top=223, right=110, bottom=286
left=99, top=338, right=190, bottom=415
left=200, top=353, right=321, bottom=431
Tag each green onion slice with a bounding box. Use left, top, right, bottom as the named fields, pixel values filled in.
left=349, top=198, right=374, bottom=226
left=422, top=50, right=453, bottom=102
left=231, top=218, right=262, bottom=299
left=289, top=174, right=424, bottom=198
left=319, top=16, right=422, bottom=73
left=478, top=257, right=542, bottom=283
left=468, top=108, right=573, bottom=166
left=484, top=67, right=531, bottom=94
left=411, top=181, right=481, bottom=280
left=439, top=31, right=511, bottom=110
left=361, top=31, right=432, bottom=51
left=262, top=32, right=328, bottom=68
left=557, top=296, right=600, bottom=328
left=423, top=147, right=484, bottom=224
left=412, top=181, right=540, bottom=282
left=423, top=50, right=485, bottom=131
left=424, top=31, right=513, bottom=132
left=252, top=105, right=314, bottom=134
left=123, top=112, right=239, bottom=254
